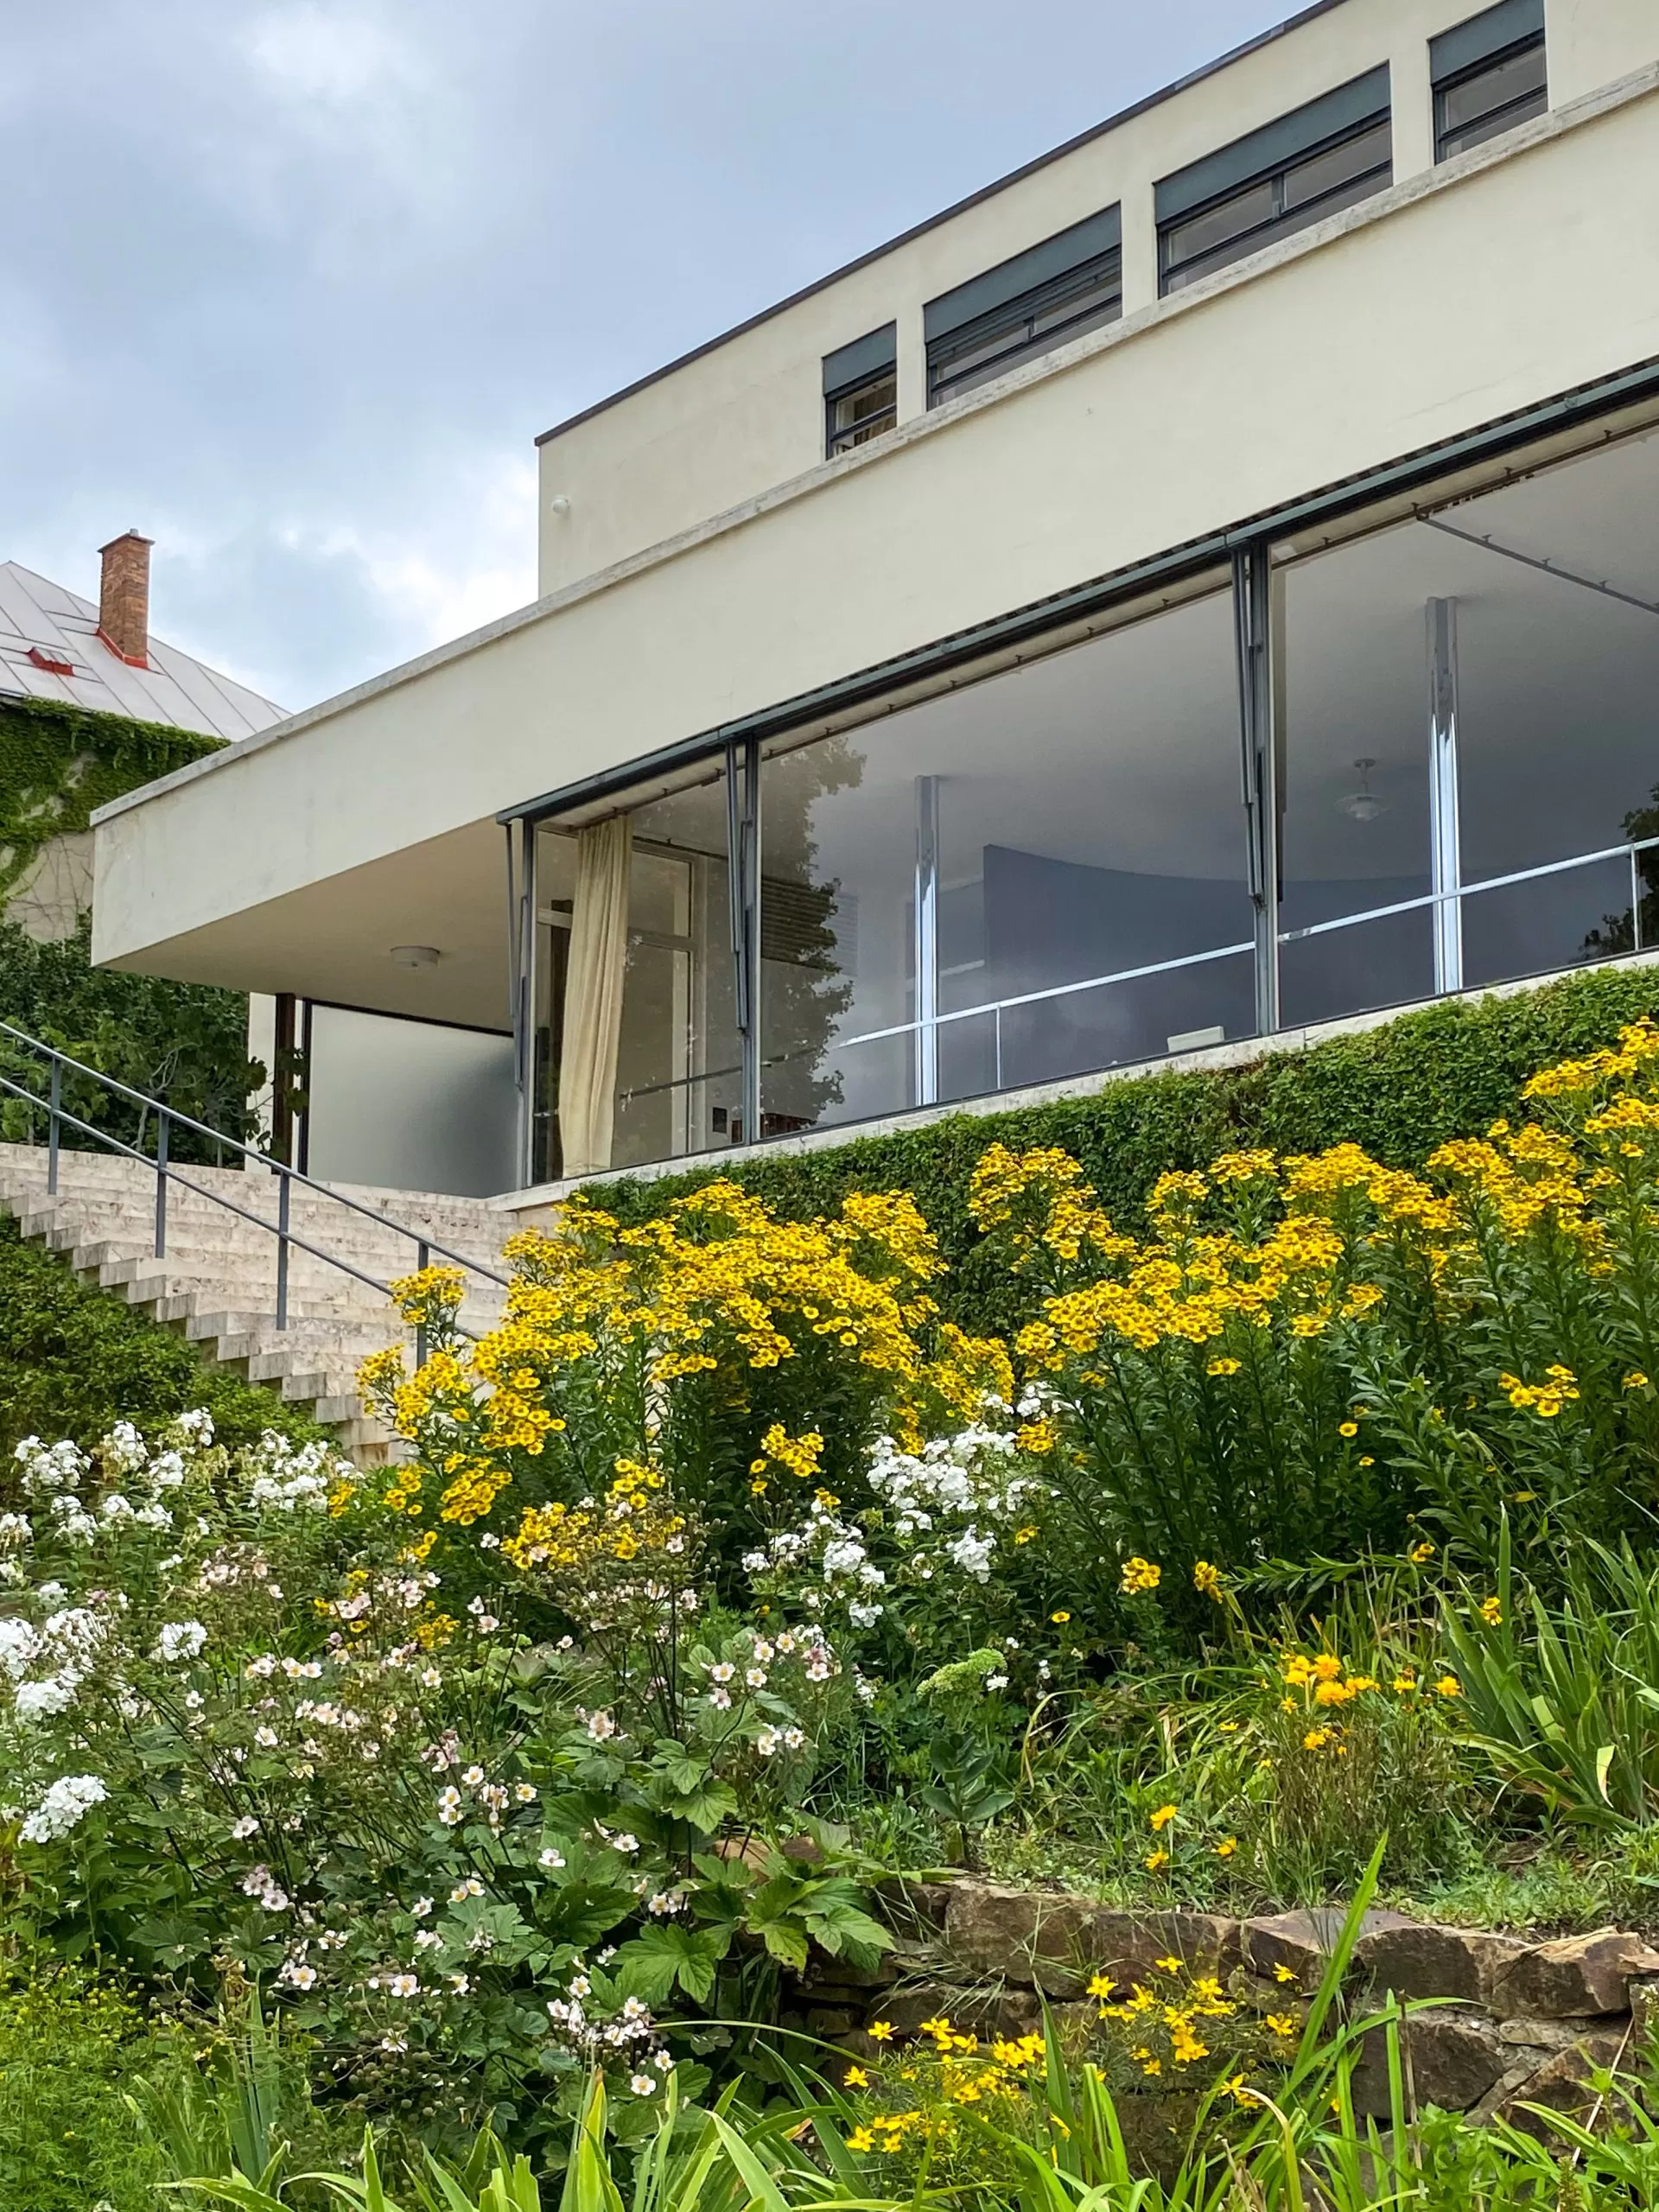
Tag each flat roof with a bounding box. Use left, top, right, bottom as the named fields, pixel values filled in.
left=535, top=0, right=1344, bottom=446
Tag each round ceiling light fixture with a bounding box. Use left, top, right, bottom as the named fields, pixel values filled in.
left=1339, top=759, right=1385, bottom=823
left=391, top=944, right=442, bottom=969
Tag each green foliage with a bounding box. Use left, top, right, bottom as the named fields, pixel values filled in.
left=0, top=1219, right=327, bottom=1454
left=587, top=963, right=1659, bottom=1338
left=0, top=913, right=263, bottom=1155
left=0, top=691, right=220, bottom=901
left=0, top=1967, right=166, bottom=2212
left=1444, top=1531, right=1659, bottom=1828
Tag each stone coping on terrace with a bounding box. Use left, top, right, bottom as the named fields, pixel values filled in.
left=783, top=1878, right=1659, bottom=2132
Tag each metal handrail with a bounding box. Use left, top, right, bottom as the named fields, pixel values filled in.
left=0, top=1019, right=509, bottom=1352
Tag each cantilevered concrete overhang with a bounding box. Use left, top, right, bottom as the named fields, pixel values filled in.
left=92, top=67, right=1659, bottom=1036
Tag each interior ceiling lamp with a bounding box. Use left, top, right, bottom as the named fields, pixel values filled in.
left=391, top=944, right=442, bottom=968
left=1339, top=759, right=1385, bottom=823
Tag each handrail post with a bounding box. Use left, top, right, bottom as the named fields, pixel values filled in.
left=154, top=1112, right=169, bottom=1259
left=415, top=1238, right=429, bottom=1369
left=276, top=1170, right=290, bottom=1332
left=47, top=1060, right=60, bottom=1195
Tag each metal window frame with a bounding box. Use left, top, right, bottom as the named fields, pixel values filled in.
left=1159, top=110, right=1393, bottom=295
left=823, top=323, right=899, bottom=460
left=1433, top=29, right=1548, bottom=163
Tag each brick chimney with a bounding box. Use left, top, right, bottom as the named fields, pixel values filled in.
left=98, top=531, right=153, bottom=667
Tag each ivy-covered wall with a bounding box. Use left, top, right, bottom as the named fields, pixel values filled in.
left=586, top=962, right=1659, bottom=1338
left=0, top=692, right=220, bottom=899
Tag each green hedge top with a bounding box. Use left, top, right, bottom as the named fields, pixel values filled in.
left=587, top=963, right=1659, bottom=1339
left=0, top=694, right=221, bottom=899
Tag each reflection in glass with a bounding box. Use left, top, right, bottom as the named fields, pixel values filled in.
left=760, top=588, right=1254, bottom=1136
left=530, top=766, right=739, bottom=1182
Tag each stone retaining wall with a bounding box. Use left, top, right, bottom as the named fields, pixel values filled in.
left=785, top=1880, right=1659, bottom=2128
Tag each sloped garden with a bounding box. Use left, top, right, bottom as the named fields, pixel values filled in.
left=14, top=985, right=1659, bottom=2203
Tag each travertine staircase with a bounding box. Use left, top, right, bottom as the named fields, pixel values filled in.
left=0, top=1144, right=512, bottom=1464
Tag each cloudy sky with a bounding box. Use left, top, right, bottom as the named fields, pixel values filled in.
left=2, top=0, right=1283, bottom=713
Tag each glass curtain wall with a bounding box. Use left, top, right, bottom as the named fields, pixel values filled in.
left=517, top=417, right=1659, bottom=1184
left=758, top=588, right=1254, bottom=1135
left=1276, top=426, right=1659, bottom=1025
left=528, top=763, right=739, bottom=1184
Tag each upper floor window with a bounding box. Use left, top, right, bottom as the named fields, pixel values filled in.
left=925, top=208, right=1123, bottom=409
left=1433, top=0, right=1547, bottom=162
left=823, top=325, right=897, bottom=458
left=1157, top=67, right=1392, bottom=296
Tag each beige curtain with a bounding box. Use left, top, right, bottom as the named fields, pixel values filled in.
left=557, top=816, right=632, bottom=1176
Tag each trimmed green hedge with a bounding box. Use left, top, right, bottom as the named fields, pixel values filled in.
left=0, top=1220, right=326, bottom=1456
left=588, top=963, right=1659, bottom=1338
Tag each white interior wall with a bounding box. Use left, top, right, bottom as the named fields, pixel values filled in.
left=302, top=1006, right=517, bottom=1198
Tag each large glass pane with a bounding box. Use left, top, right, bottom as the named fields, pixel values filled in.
left=1280, top=522, right=1437, bottom=1027
left=759, top=588, right=1255, bottom=1138
left=531, top=763, right=740, bottom=1180
left=1432, top=430, right=1659, bottom=986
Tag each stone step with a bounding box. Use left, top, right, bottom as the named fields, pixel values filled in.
left=0, top=1141, right=513, bottom=1465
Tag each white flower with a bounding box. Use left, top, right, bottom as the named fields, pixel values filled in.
left=414, top=1929, right=443, bottom=1950
left=448, top=1970, right=472, bottom=1993
left=420, top=1667, right=442, bottom=1688
left=611, top=1833, right=639, bottom=1854
left=631, top=2073, right=656, bottom=2096
left=514, top=1782, right=537, bottom=1803
left=646, top=1891, right=683, bottom=1916
left=14, top=1671, right=77, bottom=1719
left=254, top=1726, right=279, bottom=1749
left=709, top=1688, right=732, bottom=1710
left=231, top=1815, right=259, bottom=1840
left=745, top=1666, right=768, bottom=1688
left=380, top=2032, right=408, bottom=2053
left=756, top=1728, right=780, bottom=1757
left=0, top=1620, right=41, bottom=1681
left=99, top=1492, right=135, bottom=1523
left=389, top=1974, right=420, bottom=1999
left=450, top=1878, right=483, bottom=1902
left=412, top=1897, right=434, bottom=1918
left=709, top=1661, right=736, bottom=1684
left=278, top=1960, right=317, bottom=1990
left=538, top=1847, right=565, bottom=1870
left=782, top=1726, right=805, bottom=1750
left=586, top=1712, right=617, bottom=1743
left=437, top=1787, right=463, bottom=1826
left=985, top=1672, right=1009, bottom=1693
left=245, top=1655, right=276, bottom=1680
left=461, top=1764, right=486, bottom=1787
left=19, top=1773, right=106, bottom=1842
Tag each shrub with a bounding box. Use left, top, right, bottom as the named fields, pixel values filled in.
left=0, top=1220, right=327, bottom=1454
left=0, top=1968, right=164, bottom=2212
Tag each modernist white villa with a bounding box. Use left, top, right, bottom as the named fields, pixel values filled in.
left=91, top=0, right=1659, bottom=1200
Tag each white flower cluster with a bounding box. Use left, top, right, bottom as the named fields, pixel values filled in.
left=245, top=1431, right=356, bottom=1513
left=745, top=1500, right=888, bottom=1627
left=3, top=1605, right=110, bottom=1724
left=155, top=1619, right=208, bottom=1664
left=865, top=1424, right=1047, bottom=1585
left=18, top=1771, right=106, bottom=1843
left=545, top=1971, right=676, bottom=2092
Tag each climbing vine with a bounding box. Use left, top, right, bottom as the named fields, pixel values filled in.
left=0, top=694, right=221, bottom=899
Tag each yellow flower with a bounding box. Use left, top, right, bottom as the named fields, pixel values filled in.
left=868, top=2020, right=894, bottom=2042
left=1392, top=1671, right=1417, bottom=1694
left=1274, top=1965, right=1298, bottom=1985
left=1050, top=1610, right=1071, bottom=1624
left=1302, top=1727, right=1332, bottom=1751
left=1154, top=1955, right=1183, bottom=1974
left=1358, top=1455, right=1375, bottom=1467
left=1206, top=1356, right=1242, bottom=1377
left=843, top=2064, right=870, bottom=2089
left=1409, top=1541, right=1435, bottom=1565
left=1214, top=1836, right=1237, bottom=1858
left=1121, top=1556, right=1161, bottom=1594
left=1148, top=1804, right=1177, bottom=1831
left=1478, top=1597, right=1503, bottom=1627
left=1193, top=1560, right=1223, bottom=1599
left=1014, top=1526, right=1038, bottom=1545
left=1087, top=1973, right=1116, bottom=1999
left=848, top=2126, right=874, bottom=2152
left=1144, top=1849, right=1169, bottom=1872
left=1267, top=2013, right=1296, bottom=2037
left=1435, top=1673, right=1463, bottom=1699
left=1338, top=1421, right=1358, bottom=1439
left=1312, top=1655, right=1341, bottom=1682
left=1625, top=1371, right=1649, bottom=1391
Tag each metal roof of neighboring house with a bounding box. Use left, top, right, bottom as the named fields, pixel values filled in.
left=0, top=560, right=285, bottom=741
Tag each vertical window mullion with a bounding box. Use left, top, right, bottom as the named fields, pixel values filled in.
left=727, top=737, right=762, bottom=1144
left=1234, top=543, right=1281, bottom=1036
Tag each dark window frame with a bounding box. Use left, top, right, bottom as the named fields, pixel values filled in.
left=1433, top=27, right=1548, bottom=162
left=1156, top=68, right=1393, bottom=298
left=823, top=323, right=898, bottom=460
left=924, top=212, right=1123, bottom=409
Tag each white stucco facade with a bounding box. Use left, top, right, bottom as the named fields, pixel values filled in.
left=89, top=0, right=1659, bottom=1194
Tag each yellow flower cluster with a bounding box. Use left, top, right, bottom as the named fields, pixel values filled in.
left=1093, top=1957, right=1237, bottom=2078
left=502, top=1457, right=685, bottom=1575
left=1499, top=1364, right=1580, bottom=1418
left=750, top=1422, right=824, bottom=1489
left=1120, top=1555, right=1161, bottom=1594
left=842, top=2015, right=1048, bottom=2156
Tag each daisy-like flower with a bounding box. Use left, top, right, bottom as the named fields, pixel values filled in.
left=709, top=1662, right=736, bottom=1685
left=448, top=1972, right=471, bottom=1994
left=745, top=1667, right=768, bottom=1688
left=514, top=1782, right=538, bottom=1803
left=587, top=1712, right=618, bottom=1743
left=254, top=1726, right=279, bottom=1749
left=231, top=1815, right=258, bottom=1840
left=611, top=1832, right=639, bottom=1854
left=462, top=1764, right=486, bottom=1787
left=631, top=2073, right=656, bottom=2096
left=538, top=1846, right=566, bottom=1870
left=389, top=1974, right=420, bottom=1999
left=437, top=1787, right=463, bottom=1826
left=450, top=1878, right=484, bottom=1902
left=412, top=1897, right=434, bottom=1918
